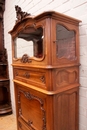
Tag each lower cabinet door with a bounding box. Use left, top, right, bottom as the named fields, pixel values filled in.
left=16, top=85, right=47, bottom=130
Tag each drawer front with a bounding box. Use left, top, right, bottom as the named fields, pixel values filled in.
left=14, top=68, right=46, bottom=89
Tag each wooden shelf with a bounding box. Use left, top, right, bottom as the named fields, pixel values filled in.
left=0, top=63, right=7, bottom=65
left=0, top=78, right=9, bottom=82
left=0, top=104, right=12, bottom=114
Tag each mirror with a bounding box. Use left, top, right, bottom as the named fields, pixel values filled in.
left=14, top=27, right=44, bottom=61
left=15, top=39, right=34, bottom=58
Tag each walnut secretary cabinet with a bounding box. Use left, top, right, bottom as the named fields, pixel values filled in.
left=9, top=6, right=81, bottom=130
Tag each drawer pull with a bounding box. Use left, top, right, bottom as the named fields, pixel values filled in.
left=40, top=76, right=45, bottom=83
left=23, top=72, right=30, bottom=78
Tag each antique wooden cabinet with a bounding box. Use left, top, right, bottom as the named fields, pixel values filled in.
left=9, top=6, right=81, bottom=130
left=0, top=0, right=12, bottom=114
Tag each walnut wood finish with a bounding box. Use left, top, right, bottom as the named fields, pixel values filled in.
left=9, top=6, right=81, bottom=130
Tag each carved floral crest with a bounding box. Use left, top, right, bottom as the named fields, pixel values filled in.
left=15, top=5, right=31, bottom=23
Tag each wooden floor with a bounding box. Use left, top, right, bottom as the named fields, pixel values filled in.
left=0, top=114, right=17, bottom=130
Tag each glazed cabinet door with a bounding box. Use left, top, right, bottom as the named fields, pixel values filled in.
left=51, top=20, right=79, bottom=66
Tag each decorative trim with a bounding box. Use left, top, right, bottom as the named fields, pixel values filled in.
left=18, top=89, right=46, bottom=130
left=15, top=5, right=31, bottom=23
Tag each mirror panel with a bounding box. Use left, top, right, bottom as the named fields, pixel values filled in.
left=15, top=38, right=33, bottom=58
left=14, top=27, right=44, bottom=60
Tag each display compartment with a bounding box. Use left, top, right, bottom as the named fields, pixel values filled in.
left=9, top=18, right=49, bottom=66
left=51, top=20, right=80, bottom=66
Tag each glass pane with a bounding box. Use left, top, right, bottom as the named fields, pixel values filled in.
left=15, top=27, right=43, bottom=59
left=56, top=24, right=76, bottom=60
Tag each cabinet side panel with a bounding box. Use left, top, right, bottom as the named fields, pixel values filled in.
left=54, top=87, right=79, bottom=130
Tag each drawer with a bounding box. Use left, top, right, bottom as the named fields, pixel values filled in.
left=13, top=68, right=47, bottom=89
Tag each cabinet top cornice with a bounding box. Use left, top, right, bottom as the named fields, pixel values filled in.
left=9, top=5, right=81, bottom=34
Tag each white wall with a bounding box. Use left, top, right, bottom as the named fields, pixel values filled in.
left=4, top=0, right=87, bottom=129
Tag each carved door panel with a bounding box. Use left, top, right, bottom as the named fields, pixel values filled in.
left=16, top=85, right=47, bottom=130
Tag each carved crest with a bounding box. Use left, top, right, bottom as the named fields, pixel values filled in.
left=15, top=5, right=31, bottom=23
